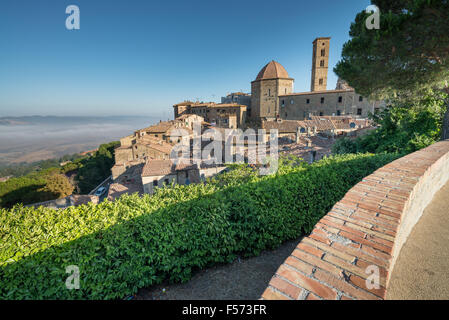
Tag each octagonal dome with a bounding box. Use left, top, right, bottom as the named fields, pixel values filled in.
left=255, top=60, right=290, bottom=81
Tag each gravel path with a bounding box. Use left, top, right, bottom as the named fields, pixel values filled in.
left=134, top=238, right=301, bottom=300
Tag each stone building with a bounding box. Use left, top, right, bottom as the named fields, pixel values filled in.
left=249, top=37, right=386, bottom=122
left=311, top=37, right=330, bottom=92
left=250, top=61, right=294, bottom=121
left=221, top=92, right=252, bottom=117
left=141, top=159, right=227, bottom=194
left=173, top=102, right=247, bottom=129
left=111, top=120, right=195, bottom=181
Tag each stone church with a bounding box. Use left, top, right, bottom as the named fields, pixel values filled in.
left=250, top=37, right=386, bottom=122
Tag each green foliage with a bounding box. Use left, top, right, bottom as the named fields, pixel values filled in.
left=38, top=173, right=75, bottom=200
left=333, top=96, right=445, bottom=155
left=75, top=141, right=119, bottom=193
left=0, top=141, right=119, bottom=208
left=0, top=153, right=400, bottom=299
left=0, top=154, right=85, bottom=179
left=334, top=0, right=449, bottom=100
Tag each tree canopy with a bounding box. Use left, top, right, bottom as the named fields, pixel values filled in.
left=335, top=0, right=449, bottom=101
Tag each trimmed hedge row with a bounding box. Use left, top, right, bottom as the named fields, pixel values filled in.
left=0, top=153, right=400, bottom=299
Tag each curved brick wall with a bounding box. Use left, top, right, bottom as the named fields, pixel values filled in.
left=262, top=140, right=449, bottom=300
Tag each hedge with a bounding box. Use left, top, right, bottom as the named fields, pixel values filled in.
left=0, top=153, right=400, bottom=299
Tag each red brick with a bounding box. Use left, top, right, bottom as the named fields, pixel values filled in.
left=313, top=269, right=380, bottom=300
left=331, top=242, right=390, bottom=268
left=349, top=274, right=386, bottom=299
left=297, top=243, right=324, bottom=258
left=284, top=256, right=314, bottom=275
left=262, top=287, right=290, bottom=300
left=339, top=230, right=393, bottom=254
left=292, top=249, right=342, bottom=277
left=302, top=237, right=355, bottom=262
left=269, top=277, right=302, bottom=299
left=306, top=292, right=321, bottom=300
left=365, top=234, right=394, bottom=248
left=315, top=222, right=340, bottom=235
left=277, top=265, right=337, bottom=299
left=360, top=244, right=392, bottom=261
left=309, top=230, right=332, bottom=245
left=323, top=254, right=385, bottom=285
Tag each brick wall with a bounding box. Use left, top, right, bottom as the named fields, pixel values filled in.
left=262, top=140, right=449, bottom=300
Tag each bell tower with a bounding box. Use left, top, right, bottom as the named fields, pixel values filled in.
left=311, top=37, right=330, bottom=91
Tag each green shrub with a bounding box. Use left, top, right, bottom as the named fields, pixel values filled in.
left=0, top=153, right=400, bottom=299
left=333, top=94, right=446, bottom=155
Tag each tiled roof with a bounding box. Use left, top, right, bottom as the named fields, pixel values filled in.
left=263, top=118, right=342, bottom=133
left=263, top=120, right=302, bottom=133
left=255, top=61, right=291, bottom=81
left=141, top=160, right=198, bottom=177
left=144, top=121, right=176, bottom=133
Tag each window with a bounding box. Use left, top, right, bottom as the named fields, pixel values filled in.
left=290, top=99, right=294, bottom=105
left=153, top=180, right=158, bottom=187
left=321, top=97, right=325, bottom=104
left=319, top=79, right=324, bottom=85
left=357, top=108, right=362, bottom=115
left=359, top=96, right=363, bottom=102
left=338, top=96, right=343, bottom=103
left=319, top=112, right=324, bottom=116
left=320, top=60, right=325, bottom=67
left=164, top=179, right=169, bottom=185
left=285, top=88, right=287, bottom=94
left=268, top=89, right=271, bottom=96
left=306, top=99, right=310, bottom=104
left=281, top=100, right=285, bottom=107
left=337, top=110, right=341, bottom=116
left=321, top=49, right=325, bottom=57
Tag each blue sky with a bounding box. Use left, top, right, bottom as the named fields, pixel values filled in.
left=0, top=0, right=371, bottom=118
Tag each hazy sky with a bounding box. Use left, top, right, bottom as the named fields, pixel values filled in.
left=0, top=0, right=371, bottom=117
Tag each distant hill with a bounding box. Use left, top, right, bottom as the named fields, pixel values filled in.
left=0, top=115, right=157, bottom=126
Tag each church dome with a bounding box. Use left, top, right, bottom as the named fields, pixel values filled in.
left=255, top=60, right=290, bottom=81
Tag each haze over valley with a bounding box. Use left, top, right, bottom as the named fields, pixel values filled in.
left=0, top=116, right=160, bottom=165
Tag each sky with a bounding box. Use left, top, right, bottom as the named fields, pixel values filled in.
left=0, top=0, right=372, bottom=118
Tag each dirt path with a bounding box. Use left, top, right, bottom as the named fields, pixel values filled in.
left=387, top=180, right=449, bottom=300
left=134, top=238, right=301, bottom=300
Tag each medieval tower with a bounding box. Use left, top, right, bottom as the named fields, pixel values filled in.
left=310, top=37, right=330, bottom=91
left=250, top=60, right=294, bottom=120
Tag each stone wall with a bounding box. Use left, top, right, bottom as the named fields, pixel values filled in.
left=262, top=140, right=449, bottom=300
left=279, top=90, right=385, bottom=120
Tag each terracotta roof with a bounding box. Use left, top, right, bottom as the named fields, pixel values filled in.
left=141, top=160, right=198, bottom=177
left=263, top=120, right=302, bottom=133
left=263, top=118, right=339, bottom=133
left=145, top=142, right=173, bottom=154
left=255, top=61, right=291, bottom=81
left=144, top=121, right=176, bottom=133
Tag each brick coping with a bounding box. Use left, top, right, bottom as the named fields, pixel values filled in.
left=262, top=140, right=449, bottom=300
